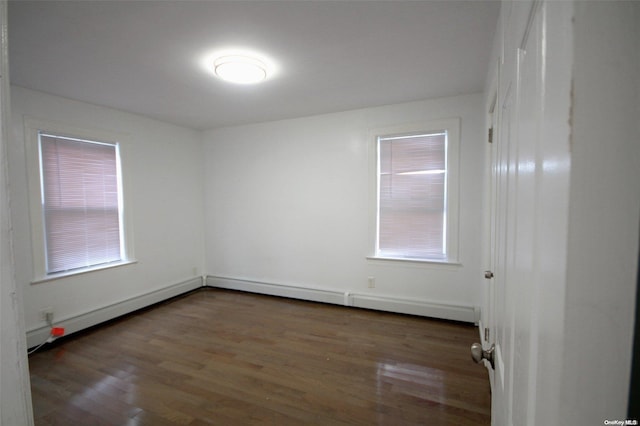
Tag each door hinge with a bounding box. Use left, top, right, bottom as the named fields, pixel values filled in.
left=484, top=327, right=490, bottom=341
left=488, top=127, right=494, bottom=143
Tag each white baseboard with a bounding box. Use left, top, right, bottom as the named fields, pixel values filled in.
left=206, top=275, right=478, bottom=324
left=26, top=276, right=203, bottom=348
left=350, top=293, right=478, bottom=323
left=27, top=275, right=479, bottom=349
left=206, top=276, right=345, bottom=305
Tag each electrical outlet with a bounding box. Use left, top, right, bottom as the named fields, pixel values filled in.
left=41, top=307, right=53, bottom=324
left=368, top=277, right=375, bottom=288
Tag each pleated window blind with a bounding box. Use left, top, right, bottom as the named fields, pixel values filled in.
left=377, top=132, right=447, bottom=260
left=39, top=133, right=123, bottom=274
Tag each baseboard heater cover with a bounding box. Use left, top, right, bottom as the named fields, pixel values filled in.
left=206, top=275, right=478, bottom=323
left=26, top=276, right=203, bottom=348
left=350, top=294, right=478, bottom=323
left=206, top=276, right=345, bottom=305
left=27, top=275, right=478, bottom=348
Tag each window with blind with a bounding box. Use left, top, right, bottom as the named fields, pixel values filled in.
left=38, top=133, right=124, bottom=274
left=374, top=119, right=459, bottom=262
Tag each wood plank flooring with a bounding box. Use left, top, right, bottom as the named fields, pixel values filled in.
left=28, top=288, right=491, bottom=425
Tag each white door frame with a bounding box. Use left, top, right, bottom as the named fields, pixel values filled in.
left=0, top=0, right=34, bottom=424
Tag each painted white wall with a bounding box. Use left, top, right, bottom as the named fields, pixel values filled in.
left=8, top=86, right=205, bottom=342
left=203, top=94, right=486, bottom=313
left=560, top=1, right=640, bottom=422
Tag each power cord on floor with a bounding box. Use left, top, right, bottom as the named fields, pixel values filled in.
left=27, top=315, right=66, bottom=355
left=27, top=335, right=56, bottom=355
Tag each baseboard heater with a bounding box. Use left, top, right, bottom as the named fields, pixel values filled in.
left=26, top=277, right=203, bottom=348
left=206, top=275, right=479, bottom=324
left=27, top=275, right=479, bottom=348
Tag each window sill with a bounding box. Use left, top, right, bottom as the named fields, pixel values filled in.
left=366, top=256, right=462, bottom=267
left=31, top=259, right=138, bottom=284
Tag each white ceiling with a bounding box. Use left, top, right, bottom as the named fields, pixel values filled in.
left=8, top=1, right=499, bottom=130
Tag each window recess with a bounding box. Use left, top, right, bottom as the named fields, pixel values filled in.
left=25, top=119, right=134, bottom=281
left=371, top=118, right=460, bottom=263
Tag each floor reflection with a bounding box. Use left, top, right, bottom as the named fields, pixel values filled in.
left=377, top=361, right=446, bottom=401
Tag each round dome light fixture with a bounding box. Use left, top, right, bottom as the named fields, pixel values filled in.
left=213, top=55, right=268, bottom=84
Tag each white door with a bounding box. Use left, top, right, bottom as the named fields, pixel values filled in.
left=493, top=6, right=540, bottom=426
left=483, top=1, right=574, bottom=425
left=490, top=65, right=516, bottom=426
left=481, top=82, right=498, bottom=391
left=489, top=15, right=541, bottom=426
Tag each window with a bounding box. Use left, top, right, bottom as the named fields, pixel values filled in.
left=372, top=119, right=459, bottom=262
left=25, top=119, right=133, bottom=280
left=39, top=134, right=123, bottom=273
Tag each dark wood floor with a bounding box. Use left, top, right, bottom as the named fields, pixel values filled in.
left=28, top=288, right=491, bottom=425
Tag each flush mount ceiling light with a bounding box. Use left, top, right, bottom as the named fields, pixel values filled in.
left=200, top=48, right=278, bottom=85
left=213, top=55, right=268, bottom=85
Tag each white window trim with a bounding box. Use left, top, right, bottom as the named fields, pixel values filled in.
left=24, top=118, right=136, bottom=283
left=368, top=117, right=460, bottom=264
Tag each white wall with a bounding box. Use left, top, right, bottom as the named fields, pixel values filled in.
left=9, top=86, right=205, bottom=345
left=203, top=94, right=486, bottom=318
left=560, top=1, right=640, bottom=421
left=11, top=88, right=486, bottom=345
